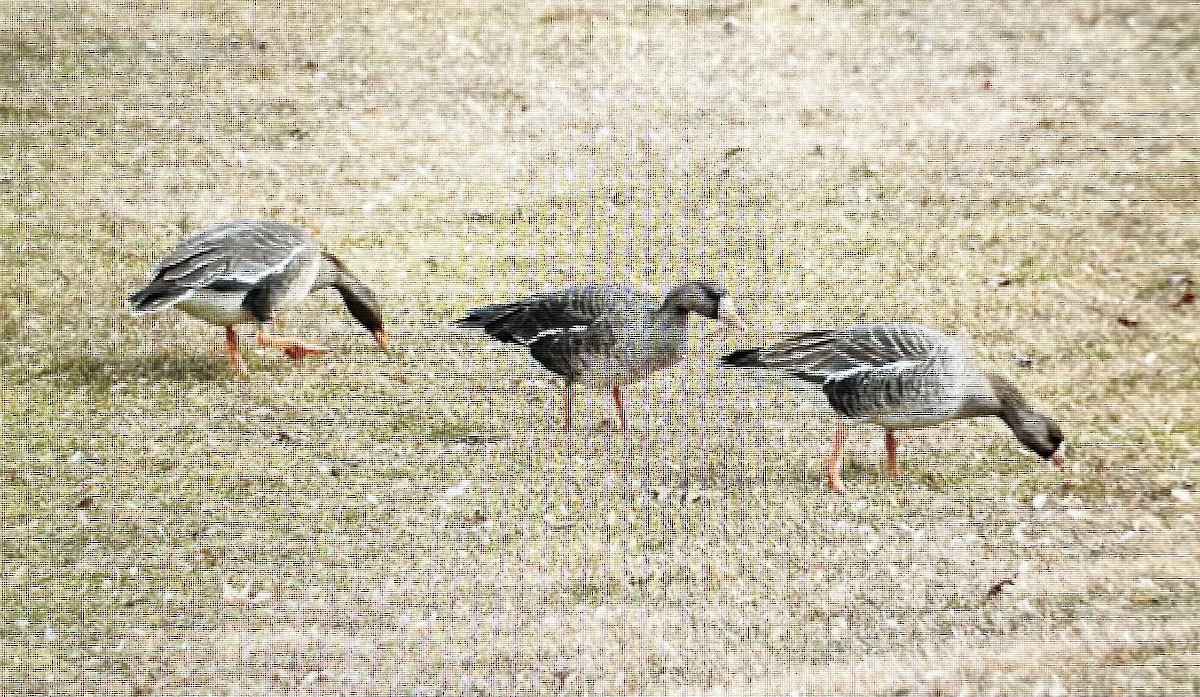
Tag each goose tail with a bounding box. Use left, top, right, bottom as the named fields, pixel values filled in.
left=720, top=348, right=766, bottom=369
left=127, top=284, right=192, bottom=316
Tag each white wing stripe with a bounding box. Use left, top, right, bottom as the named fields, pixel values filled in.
left=522, top=325, right=590, bottom=345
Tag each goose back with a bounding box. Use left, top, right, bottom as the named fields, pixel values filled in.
left=458, top=284, right=692, bottom=386
left=728, top=323, right=996, bottom=428
left=756, top=323, right=967, bottom=381
left=128, top=220, right=320, bottom=324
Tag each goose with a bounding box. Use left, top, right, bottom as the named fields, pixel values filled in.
left=128, top=220, right=387, bottom=377
left=456, top=281, right=745, bottom=430
left=721, top=323, right=1065, bottom=492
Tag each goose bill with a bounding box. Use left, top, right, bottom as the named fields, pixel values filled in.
left=1050, top=448, right=1066, bottom=469
left=373, top=328, right=390, bottom=351
left=714, top=296, right=747, bottom=333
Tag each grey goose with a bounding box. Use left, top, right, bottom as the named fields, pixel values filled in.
left=456, top=281, right=746, bottom=431
left=128, top=220, right=387, bottom=377
left=721, top=323, right=1065, bottom=493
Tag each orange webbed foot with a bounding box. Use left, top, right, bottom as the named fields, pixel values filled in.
left=884, top=430, right=900, bottom=480
left=225, top=327, right=252, bottom=378
left=282, top=343, right=330, bottom=362
left=825, top=421, right=850, bottom=494
left=824, top=454, right=848, bottom=494
left=257, top=329, right=328, bottom=362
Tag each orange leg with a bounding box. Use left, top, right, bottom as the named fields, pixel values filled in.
left=825, top=421, right=850, bottom=494
left=885, top=430, right=900, bottom=479
left=256, top=327, right=329, bottom=362
left=563, top=383, right=573, bottom=432
left=224, top=327, right=250, bottom=378
left=612, top=385, right=627, bottom=431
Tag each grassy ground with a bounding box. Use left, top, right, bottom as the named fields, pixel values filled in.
left=2, top=0, right=1198, bottom=694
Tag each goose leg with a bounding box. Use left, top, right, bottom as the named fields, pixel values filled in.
left=563, top=383, right=573, bottom=432
left=612, top=385, right=627, bottom=431
left=224, top=327, right=250, bottom=378
left=824, top=421, right=849, bottom=494
left=884, top=430, right=900, bottom=479
left=256, top=326, right=329, bottom=362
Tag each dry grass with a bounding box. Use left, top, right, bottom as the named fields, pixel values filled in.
left=2, top=0, right=1198, bottom=695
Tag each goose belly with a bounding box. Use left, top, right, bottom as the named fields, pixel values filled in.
left=823, top=365, right=970, bottom=430
left=177, top=290, right=254, bottom=326
left=835, top=395, right=966, bottom=429
left=577, top=345, right=682, bottom=387
left=861, top=411, right=959, bottom=430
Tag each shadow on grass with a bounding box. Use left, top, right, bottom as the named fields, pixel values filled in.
left=35, top=350, right=234, bottom=387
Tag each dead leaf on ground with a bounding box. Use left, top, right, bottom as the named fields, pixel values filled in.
left=1115, top=316, right=1140, bottom=328
left=75, top=496, right=95, bottom=510
left=987, top=577, right=1016, bottom=598
left=451, top=433, right=505, bottom=445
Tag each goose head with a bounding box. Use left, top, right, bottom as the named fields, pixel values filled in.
left=988, top=374, right=1066, bottom=467
left=662, top=280, right=746, bottom=333
left=323, top=253, right=388, bottom=350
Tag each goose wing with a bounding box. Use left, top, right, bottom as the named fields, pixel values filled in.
left=129, top=221, right=313, bottom=314
left=455, top=285, right=639, bottom=346
left=820, top=356, right=976, bottom=424
left=754, top=323, right=969, bottom=382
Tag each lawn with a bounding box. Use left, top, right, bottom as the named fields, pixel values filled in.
left=2, top=1, right=1198, bottom=695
